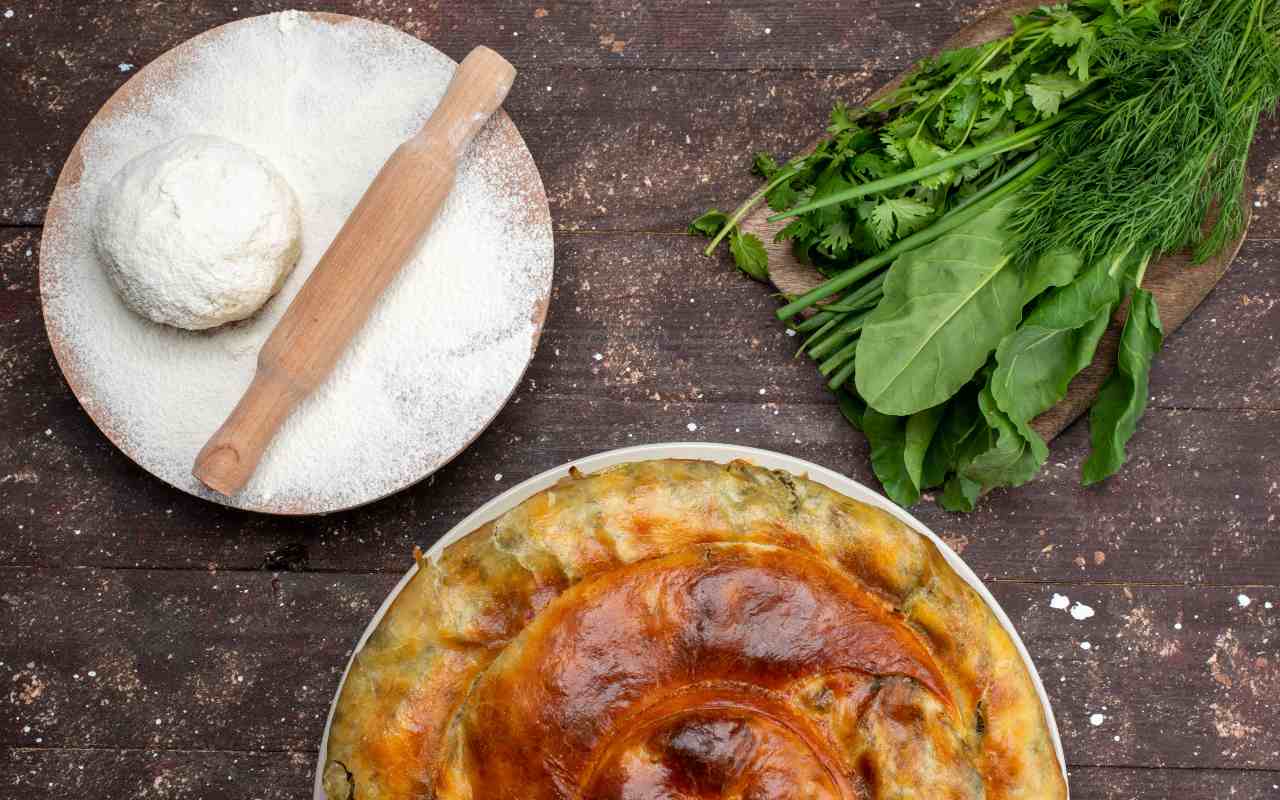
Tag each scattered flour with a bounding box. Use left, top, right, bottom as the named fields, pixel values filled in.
left=41, top=12, right=553, bottom=513
left=1070, top=602, right=1095, bottom=621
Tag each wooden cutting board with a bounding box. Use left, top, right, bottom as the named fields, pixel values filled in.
left=740, top=0, right=1250, bottom=443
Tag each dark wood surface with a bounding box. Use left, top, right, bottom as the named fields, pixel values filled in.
left=2, top=2, right=1278, bottom=798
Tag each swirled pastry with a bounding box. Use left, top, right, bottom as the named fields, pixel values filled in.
left=321, top=459, right=1065, bottom=799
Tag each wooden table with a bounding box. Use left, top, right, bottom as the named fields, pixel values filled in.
left=2, top=2, right=1277, bottom=797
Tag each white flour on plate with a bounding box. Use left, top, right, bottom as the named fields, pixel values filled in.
left=41, top=11, right=553, bottom=513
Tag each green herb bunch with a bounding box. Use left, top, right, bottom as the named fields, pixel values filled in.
left=693, top=0, right=1278, bottom=510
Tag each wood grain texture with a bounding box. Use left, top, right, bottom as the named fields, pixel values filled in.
left=1, top=1, right=1278, bottom=797
left=3, top=5, right=1277, bottom=232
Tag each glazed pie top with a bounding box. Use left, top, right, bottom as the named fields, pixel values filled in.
left=322, top=459, right=1065, bottom=799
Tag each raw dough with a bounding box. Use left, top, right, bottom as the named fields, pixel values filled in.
left=93, top=134, right=302, bottom=330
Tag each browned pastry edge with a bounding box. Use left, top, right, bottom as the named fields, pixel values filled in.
left=322, top=458, right=1065, bottom=799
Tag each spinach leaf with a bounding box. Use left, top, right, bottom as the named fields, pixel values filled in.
left=904, top=404, right=947, bottom=491
left=940, top=474, right=983, bottom=512
left=862, top=408, right=920, bottom=507
left=1082, top=288, right=1164, bottom=484
left=991, top=256, right=1122, bottom=424
left=921, top=385, right=983, bottom=489
left=855, top=199, right=1024, bottom=416
left=1020, top=247, right=1084, bottom=304
left=963, top=382, right=1047, bottom=488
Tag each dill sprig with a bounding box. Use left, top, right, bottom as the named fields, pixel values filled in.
left=1010, top=0, right=1280, bottom=268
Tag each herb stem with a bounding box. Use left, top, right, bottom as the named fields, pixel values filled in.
left=809, top=310, right=872, bottom=359
left=1224, top=0, right=1262, bottom=83
left=799, top=314, right=845, bottom=355
left=703, top=167, right=800, bottom=256
left=793, top=310, right=838, bottom=333
left=818, top=336, right=863, bottom=376
left=768, top=114, right=1065, bottom=222
left=827, top=352, right=861, bottom=390
left=777, top=152, right=1057, bottom=320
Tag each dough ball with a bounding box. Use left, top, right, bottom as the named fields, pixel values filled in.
left=93, top=135, right=302, bottom=330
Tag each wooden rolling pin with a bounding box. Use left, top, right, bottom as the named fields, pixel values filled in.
left=193, top=46, right=517, bottom=496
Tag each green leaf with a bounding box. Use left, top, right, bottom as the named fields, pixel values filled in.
left=869, top=197, right=935, bottom=243
left=1021, top=247, right=1084, bottom=304
left=904, top=404, right=947, bottom=491
left=906, top=136, right=957, bottom=189
left=971, top=105, right=1008, bottom=137
left=921, top=385, right=984, bottom=489
left=819, top=220, right=854, bottom=257
left=752, top=152, right=781, bottom=179
left=997, top=315, right=1107, bottom=415
left=939, top=474, right=982, bottom=512
left=854, top=198, right=1024, bottom=416
left=852, top=151, right=896, bottom=180
left=881, top=131, right=909, bottom=163
left=836, top=388, right=866, bottom=432
left=863, top=409, right=920, bottom=508
left=943, top=82, right=982, bottom=147
left=1047, top=11, right=1088, bottom=47
left=991, top=257, right=1123, bottom=425
left=765, top=179, right=801, bottom=212
left=828, top=100, right=858, bottom=134
left=993, top=315, right=1109, bottom=422
left=963, top=382, right=1046, bottom=488
left=1082, top=288, right=1164, bottom=485
left=982, top=62, right=1018, bottom=85
left=1025, top=72, right=1085, bottom=117
left=775, top=217, right=812, bottom=244
left=688, top=209, right=728, bottom=238
left=1066, top=33, right=1095, bottom=82
left=729, top=230, right=770, bottom=281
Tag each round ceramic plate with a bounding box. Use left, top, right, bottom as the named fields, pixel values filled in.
left=39, top=12, right=553, bottom=515
left=313, top=442, right=1069, bottom=797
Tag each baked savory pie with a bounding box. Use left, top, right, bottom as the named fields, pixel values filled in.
left=321, top=459, right=1065, bottom=799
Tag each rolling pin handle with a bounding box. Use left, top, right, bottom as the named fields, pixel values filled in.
left=192, top=367, right=305, bottom=496
left=417, top=46, right=517, bottom=157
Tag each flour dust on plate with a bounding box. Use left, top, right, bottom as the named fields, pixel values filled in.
left=39, top=11, right=554, bottom=514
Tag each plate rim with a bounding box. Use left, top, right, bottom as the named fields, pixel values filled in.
left=37, top=10, right=553, bottom=516
left=312, top=442, right=1069, bottom=798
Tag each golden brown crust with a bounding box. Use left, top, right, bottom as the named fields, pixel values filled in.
left=322, top=459, right=1065, bottom=800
